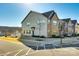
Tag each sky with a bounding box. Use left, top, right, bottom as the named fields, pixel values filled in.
left=0, top=3, right=79, bottom=27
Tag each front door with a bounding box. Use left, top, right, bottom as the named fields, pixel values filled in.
left=31, top=27, right=35, bottom=36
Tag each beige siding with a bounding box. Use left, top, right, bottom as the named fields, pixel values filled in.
left=67, top=20, right=73, bottom=36
left=48, top=13, right=59, bottom=36
left=75, top=24, right=79, bottom=34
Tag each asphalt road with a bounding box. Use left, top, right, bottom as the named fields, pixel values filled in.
left=0, top=40, right=34, bottom=56
left=1, top=37, right=79, bottom=56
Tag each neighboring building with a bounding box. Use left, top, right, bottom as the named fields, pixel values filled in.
left=11, top=30, right=22, bottom=38
left=21, top=10, right=60, bottom=37
left=75, top=23, right=79, bottom=34
left=0, top=26, right=22, bottom=37
left=0, top=31, right=5, bottom=36
left=71, top=20, right=77, bottom=36
left=59, top=20, right=65, bottom=37
left=60, top=19, right=77, bottom=37
left=61, top=18, right=74, bottom=36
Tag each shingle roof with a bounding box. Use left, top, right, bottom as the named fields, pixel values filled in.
left=42, top=10, right=55, bottom=19
left=61, top=18, right=71, bottom=22
left=21, top=10, right=56, bottom=23
left=71, top=20, right=77, bottom=24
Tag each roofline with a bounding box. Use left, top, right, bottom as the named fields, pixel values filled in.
left=61, top=18, right=71, bottom=20
left=21, top=11, right=32, bottom=24
left=21, top=10, right=59, bottom=24
left=21, top=10, right=42, bottom=24
left=42, top=10, right=54, bottom=13
left=71, top=20, right=77, bottom=21
left=42, top=10, right=59, bottom=19
left=53, top=11, right=59, bottom=20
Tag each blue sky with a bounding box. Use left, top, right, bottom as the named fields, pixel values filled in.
left=0, top=3, right=79, bottom=27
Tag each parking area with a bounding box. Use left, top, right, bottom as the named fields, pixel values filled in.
left=0, top=36, right=35, bottom=56
left=0, top=36, right=79, bottom=56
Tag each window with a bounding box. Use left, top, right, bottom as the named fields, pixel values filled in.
left=26, top=22, right=30, bottom=26
left=26, top=30, right=31, bottom=34
left=24, top=30, right=25, bottom=34
left=37, top=20, right=45, bottom=24
left=48, top=20, right=50, bottom=23
left=53, top=20, right=57, bottom=25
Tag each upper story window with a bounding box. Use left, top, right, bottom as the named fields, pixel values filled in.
left=37, top=20, right=45, bottom=24
left=48, top=20, right=50, bottom=23
left=24, top=30, right=25, bottom=34
left=26, top=22, right=30, bottom=26
left=53, top=20, right=57, bottom=25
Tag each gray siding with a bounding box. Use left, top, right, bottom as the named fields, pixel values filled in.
left=22, top=12, right=48, bottom=37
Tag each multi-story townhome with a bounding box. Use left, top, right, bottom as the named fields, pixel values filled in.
left=21, top=10, right=60, bottom=37
left=21, top=10, right=78, bottom=37
left=75, top=23, right=79, bottom=35
left=42, top=10, right=60, bottom=37
left=61, top=18, right=74, bottom=36
left=71, top=20, right=77, bottom=36
left=59, top=20, right=65, bottom=37
left=58, top=19, right=77, bottom=37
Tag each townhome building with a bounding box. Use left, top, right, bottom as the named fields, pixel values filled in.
left=21, top=10, right=60, bottom=37
left=71, top=20, right=77, bottom=36
left=75, top=23, right=79, bottom=35
left=61, top=18, right=77, bottom=37
left=21, top=10, right=78, bottom=37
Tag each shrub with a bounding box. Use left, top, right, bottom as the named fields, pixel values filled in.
left=72, top=34, right=77, bottom=37
left=64, top=34, right=67, bottom=37
left=52, top=35, right=60, bottom=38
left=40, top=36, right=45, bottom=38
left=77, top=34, right=79, bottom=36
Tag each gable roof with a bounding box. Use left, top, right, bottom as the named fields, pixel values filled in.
left=21, top=10, right=57, bottom=23
left=21, top=11, right=32, bottom=24
left=71, top=20, right=77, bottom=24
left=21, top=11, right=42, bottom=24
left=42, top=10, right=56, bottom=19
left=61, top=18, right=71, bottom=23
